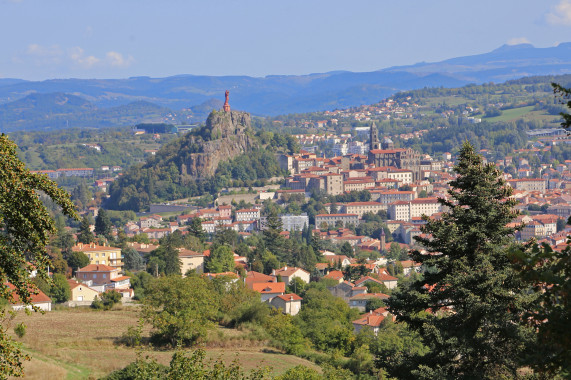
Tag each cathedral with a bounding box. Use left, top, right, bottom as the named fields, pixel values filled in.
left=367, top=122, right=421, bottom=181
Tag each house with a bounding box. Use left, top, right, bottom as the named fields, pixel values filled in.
left=7, top=283, right=52, bottom=312
left=270, top=293, right=303, bottom=316
left=245, top=271, right=277, bottom=286
left=249, top=282, right=286, bottom=302
left=348, top=293, right=390, bottom=311
left=273, top=267, right=310, bottom=285
left=178, top=249, right=205, bottom=275
left=323, top=270, right=345, bottom=283
left=328, top=281, right=367, bottom=302
left=76, top=264, right=130, bottom=292
left=72, top=243, right=123, bottom=272
left=399, top=260, right=422, bottom=276
left=355, top=273, right=398, bottom=290
left=352, top=307, right=394, bottom=335
left=67, top=279, right=100, bottom=305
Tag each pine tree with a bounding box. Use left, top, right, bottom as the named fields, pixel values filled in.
left=187, top=217, right=205, bottom=242
left=386, top=142, right=534, bottom=379
left=94, top=208, right=112, bottom=239
left=78, top=215, right=95, bottom=244
left=263, top=211, right=284, bottom=258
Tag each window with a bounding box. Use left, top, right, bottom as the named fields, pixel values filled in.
left=102, top=274, right=107, bottom=278
left=93, top=274, right=97, bottom=278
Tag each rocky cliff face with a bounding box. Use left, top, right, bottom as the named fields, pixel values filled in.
left=183, top=110, right=256, bottom=179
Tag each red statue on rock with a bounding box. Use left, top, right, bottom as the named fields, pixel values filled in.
left=223, top=90, right=231, bottom=112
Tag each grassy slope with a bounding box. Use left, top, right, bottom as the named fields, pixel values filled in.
left=8, top=307, right=318, bottom=380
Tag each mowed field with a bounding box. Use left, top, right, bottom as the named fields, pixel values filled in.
left=8, top=307, right=319, bottom=380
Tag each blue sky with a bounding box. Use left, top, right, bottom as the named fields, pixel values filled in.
left=1, top=0, right=570, bottom=80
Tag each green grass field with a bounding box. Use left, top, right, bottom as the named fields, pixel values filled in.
left=8, top=307, right=319, bottom=379
left=483, top=106, right=535, bottom=122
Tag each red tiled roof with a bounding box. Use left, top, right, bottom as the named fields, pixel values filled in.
left=110, top=276, right=131, bottom=282
left=275, top=293, right=303, bottom=302
left=6, top=283, right=51, bottom=305
left=77, top=264, right=117, bottom=272
left=251, top=282, right=285, bottom=294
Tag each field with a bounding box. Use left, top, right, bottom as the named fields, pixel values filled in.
left=8, top=306, right=319, bottom=379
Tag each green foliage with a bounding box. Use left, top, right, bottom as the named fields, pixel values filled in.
left=13, top=323, right=26, bottom=339
left=510, top=237, right=571, bottom=376
left=142, top=275, right=218, bottom=347
left=91, top=290, right=122, bottom=310
left=146, top=243, right=181, bottom=276
left=206, top=245, right=236, bottom=274
left=122, top=247, right=145, bottom=271
left=49, top=273, right=71, bottom=303
left=552, top=82, right=571, bottom=131
left=66, top=251, right=90, bottom=272
left=294, top=288, right=359, bottom=355
left=365, top=298, right=386, bottom=312
left=104, top=348, right=272, bottom=380
left=77, top=215, right=95, bottom=244
left=275, top=365, right=322, bottom=380
left=264, top=310, right=308, bottom=356
left=94, top=208, right=113, bottom=239
left=0, top=134, right=77, bottom=378
left=387, top=142, right=535, bottom=379
left=188, top=217, right=206, bottom=241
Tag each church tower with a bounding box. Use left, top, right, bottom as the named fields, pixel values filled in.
left=380, top=228, right=386, bottom=253
left=370, top=122, right=381, bottom=150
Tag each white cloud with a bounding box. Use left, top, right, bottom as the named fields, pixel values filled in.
left=506, top=37, right=531, bottom=45
left=546, top=0, right=571, bottom=25
left=16, top=43, right=134, bottom=71
left=105, top=51, right=134, bottom=68
left=24, top=44, right=63, bottom=65
left=68, top=47, right=100, bottom=68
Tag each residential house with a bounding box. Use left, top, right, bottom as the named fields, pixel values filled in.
left=270, top=293, right=303, bottom=316
left=72, top=243, right=123, bottom=272
left=273, top=267, right=310, bottom=285
left=349, top=293, right=390, bottom=311
left=7, top=283, right=52, bottom=312
left=178, top=249, right=206, bottom=275
left=67, top=279, right=100, bottom=305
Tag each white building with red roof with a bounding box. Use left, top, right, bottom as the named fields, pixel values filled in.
left=270, top=293, right=303, bottom=316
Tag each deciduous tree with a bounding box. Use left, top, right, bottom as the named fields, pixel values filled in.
left=0, top=134, right=77, bottom=378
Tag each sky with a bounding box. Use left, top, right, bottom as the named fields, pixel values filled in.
left=1, top=0, right=571, bottom=81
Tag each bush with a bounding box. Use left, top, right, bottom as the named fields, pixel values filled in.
left=91, top=290, right=122, bottom=310
left=14, top=323, right=26, bottom=339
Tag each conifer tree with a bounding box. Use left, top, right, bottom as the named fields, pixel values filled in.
left=94, top=208, right=112, bottom=240
left=78, top=215, right=95, bottom=244
left=187, top=217, right=205, bottom=242
left=386, top=142, right=534, bottom=379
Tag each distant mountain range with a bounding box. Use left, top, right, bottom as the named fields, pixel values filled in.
left=1, top=43, right=571, bottom=131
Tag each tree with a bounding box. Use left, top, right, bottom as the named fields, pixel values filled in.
left=340, top=242, right=353, bottom=257
left=0, top=134, right=77, bottom=378
left=552, top=82, right=571, bottom=131
left=263, top=211, right=284, bottom=258
left=206, top=245, right=235, bottom=273
left=66, top=251, right=90, bottom=273
left=187, top=217, right=205, bottom=241
left=386, top=242, right=402, bottom=261
left=387, top=142, right=534, bottom=379
left=94, top=208, right=112, bottom=240
left=146, top=244, right=180, bottom=276
left=49, top=274, right=71, bottom=303
left=122, top=247, right=145, bottom=271
left=510, top=237, right=571, bottom=376
left=142, top=276, right=218, bottom=347
left=77, top=215, right=95, bottom=244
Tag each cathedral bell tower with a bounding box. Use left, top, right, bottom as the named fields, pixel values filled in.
left=370, top=122, right=381, bottom=150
